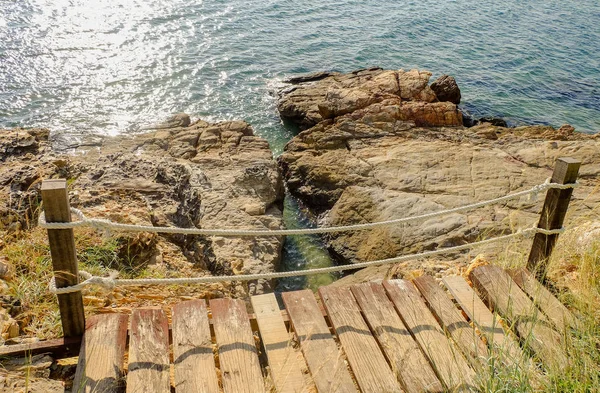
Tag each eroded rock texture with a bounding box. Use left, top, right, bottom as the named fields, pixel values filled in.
left=278, top=68, right=600, bottom=280
left=278, top=67, right=462, bottom=130
left=1, top=119, right=284, bottom=296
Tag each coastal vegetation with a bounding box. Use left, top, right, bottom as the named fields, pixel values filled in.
left=1, top=211, right=599, bottom=391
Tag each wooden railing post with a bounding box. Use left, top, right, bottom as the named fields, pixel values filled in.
left=527, top=157, right=581, bottom=278
left=41, top=179, right=85, bottom=337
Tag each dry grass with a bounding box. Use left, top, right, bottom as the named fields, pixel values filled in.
left=479, top=224, right=600, bottom=393
left=1, top=214, right=599, bottom=391
left=1, top=227, right=233, bottom=340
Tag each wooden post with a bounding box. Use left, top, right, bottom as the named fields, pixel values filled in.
left=527, top=157, right=581, bottom=278
left=41, top=179, right=85, bottom=337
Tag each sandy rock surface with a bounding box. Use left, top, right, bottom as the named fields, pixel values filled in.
left=1, top=119, right=284, bottom=297
left=278, top=69, right=600, bottom=281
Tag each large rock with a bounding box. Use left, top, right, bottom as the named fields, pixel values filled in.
left=278, top=70, right=600, bottom=279
left=397, top=69, right=437, bottom=102
left=277, top=67, right=460, bottom=130
left=1, top=117, right=284, bottom=296
left=430, top=74, right=461, bottom=104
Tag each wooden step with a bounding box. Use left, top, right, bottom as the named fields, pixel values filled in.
left=72, top=313, right=128, bottom=393
left=172, top=300, right=219, bottom=393
left=127, top=308, right=170, bottom=393
left=442, top=276, right=526, bottom=362
left=508, top=268, right=578, bottom=331
left=413, top=275, right=488, bottom=369
left=443, top=275, right=546, bottom=386
left=469, top=265, right=569, bottom=370
left=383, top=280, right=477, bottom=392
left=282, top=289, right=358, bottom=393
left=210, top=298, right=265, bottom=393
left=319, top=286, right=403, bottom=393
left=251, top=293, right=311, bottom=393
left=351, top=282, right=443, bottom=393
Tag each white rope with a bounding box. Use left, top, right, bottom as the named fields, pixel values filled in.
left=38, top=180, right=578, bottom=237
left=49, top=226, right=565, bottom=294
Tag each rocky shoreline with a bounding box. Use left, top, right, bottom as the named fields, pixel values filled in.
left=276, top=67, right=600, bottom=283
left=1, top=67, right=599, bottom=296
left=1, top=67, right=599, bottom=330
left=1, top=66, right=600, bottom=391
left=1, top=117, right=284, bottom=299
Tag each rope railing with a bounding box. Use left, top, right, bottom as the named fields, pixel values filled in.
left=49, top=226, right=566, bottom=294
left=38, top=180, right=578, bottom=237
left=39, top=158, right=582, bottom=338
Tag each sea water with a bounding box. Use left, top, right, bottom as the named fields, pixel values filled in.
left=1, top=0, right=598, bottom=288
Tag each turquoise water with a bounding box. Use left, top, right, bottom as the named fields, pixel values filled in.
left=2, top=0, right=599, bottom=288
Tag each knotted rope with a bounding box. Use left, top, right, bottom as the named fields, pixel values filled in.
left=48, top=226, right=565, bottom=294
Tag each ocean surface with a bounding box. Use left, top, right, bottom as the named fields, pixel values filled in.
left=2, top=0, right=599, bottom=287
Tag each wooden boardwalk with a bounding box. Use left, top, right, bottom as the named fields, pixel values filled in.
left=71, top=265, right=574, bottom=393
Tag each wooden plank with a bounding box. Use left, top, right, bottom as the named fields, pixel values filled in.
left=210, top=298, right=265, bottom=393
left=527, top=157, right=580, bottom=277
left=413, top=276, right=488, bottom=369
left=251, top=294, right=311, bottom=393
left=172, top=300, right=219, bottom=393
left=0, top=336, right=81, bottom=359
left=351, top=283, right=443, bottom=393
left=508, top=268, right=578, bottom=331
left=469, top=265, right=569, bottom=370
left=0, top=307, right=325, bottom=360
left=443, top=275, right=547, bottom=387
left=41, top=179, right=85, bottom=337
left=72, top=314, right=128, bottom=393
left=383, top=280, right=476, bottom=392
left=127, top=308, right=171, bottom=393
left=282, top=290, right=358, bottom=393
left=319, top=286, right=403, bottom=393
left=442, top=276, right=524, bottom=361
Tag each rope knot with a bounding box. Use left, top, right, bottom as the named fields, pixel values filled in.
left=87, top=275, right=117, bottom=290
left=529, top=178, right=551, bottom=202
left=519, top=228, right=537, bottom=239
left=89, top=218, right=114, bottom=239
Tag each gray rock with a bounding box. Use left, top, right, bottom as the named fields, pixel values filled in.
left=430, top=74, right=461, bottom=104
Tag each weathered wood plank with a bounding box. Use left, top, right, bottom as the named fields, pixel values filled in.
left=282, top=290, right=358, bottom=393
left=41, top=179, right=85, bottom=337
left=251, top=293, right=311, bottom=393
left=210, top=298, right=265, bottom=393
left=442, top=276, right=546, bottom=386
left=383, top=280, right=476, bottom=392
left=319, top=286, right=403, bottom=393
left=413, top=276, right=489, bottom=369
left=0, top=336, right=81, bottom=359
left=72, top=314, right=128, bottom=393
left=442, top=276, right=524, bottom=361
left=172, top=300, right=219, bottom=393
left=127, top=308, right=171, bottom=393
left=469, top=265, right=569, bottom=370
left=508, top=268, right=578, bottom=331
left=351, top=282, right=443, bottom=393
